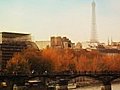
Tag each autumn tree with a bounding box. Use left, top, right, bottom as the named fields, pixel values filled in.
left=6, top=48, right=53, bottom=74
left=6, top=53, right=30, bottom=74
left=6, top=47, right=120, bottom=74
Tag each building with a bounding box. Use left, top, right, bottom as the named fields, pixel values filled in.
left=81, top=41, right=98, bottom=50
left=51, top=36, right=75, bottom=49
left=90, top=0, right=98, bottom=43
left=111, top=42, right=120, bottom=49
left=0, top=32, right=38, bottom=69
left=75, top=42, right=82, bottom=50
left=79, top=1, right=99, bottom=51
left=35, top=41, right=50, bottom=50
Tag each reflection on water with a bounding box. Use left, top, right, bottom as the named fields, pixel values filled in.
left=73, top=83, right=120, bottom=90
left=4, top=83, right=120, bottom=90
left=74, top=86, right=101, bottom=90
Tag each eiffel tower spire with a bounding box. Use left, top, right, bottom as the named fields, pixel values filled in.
left=90, top=0, right=98, bottom=43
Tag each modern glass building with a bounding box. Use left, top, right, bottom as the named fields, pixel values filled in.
left=0, top=32, right=38, bottom=69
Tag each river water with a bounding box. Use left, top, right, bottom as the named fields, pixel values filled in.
left=11, top=83, right=120, bottom=90
left=73, top=83, right=120, bottom=90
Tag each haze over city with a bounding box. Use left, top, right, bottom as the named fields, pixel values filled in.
left=0, top=0, right=120, bottom=43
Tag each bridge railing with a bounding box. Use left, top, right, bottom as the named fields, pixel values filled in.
left=0, top=70, right=120, bottom=77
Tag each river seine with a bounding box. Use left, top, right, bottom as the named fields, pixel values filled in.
left=73, top=83, right=120, bottom=90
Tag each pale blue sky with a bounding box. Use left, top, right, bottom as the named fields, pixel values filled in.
left=0, top=0, right=120, bottom=43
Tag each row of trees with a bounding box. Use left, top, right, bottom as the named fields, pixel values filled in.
left=6, top=48, right=120, bottom=74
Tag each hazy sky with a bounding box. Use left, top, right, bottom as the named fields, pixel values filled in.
left=0, top=0, right=120, bottom=43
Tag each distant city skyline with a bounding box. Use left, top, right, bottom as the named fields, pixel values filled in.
left=0, top=0, right=120, bottom=43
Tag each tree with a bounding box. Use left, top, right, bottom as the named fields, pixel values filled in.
left=6, top=48, right=53, bottom=74
left=6, top=47, right=120, bottom=74
left=6, top=53, right=30, bottom=74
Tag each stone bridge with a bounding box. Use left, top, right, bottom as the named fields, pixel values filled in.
left=0, top=71, right=120, bottom=90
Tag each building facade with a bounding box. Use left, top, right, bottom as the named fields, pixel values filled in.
left=51, top=36, right=75, bottom=49
left=0, top=32, right=38, bottom=69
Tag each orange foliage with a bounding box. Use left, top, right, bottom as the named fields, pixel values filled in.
left=6, top=47, right=120, bottom=73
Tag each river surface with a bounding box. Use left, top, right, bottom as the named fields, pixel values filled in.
left=73, top=83, right=120, bottom=90
left=11, top=83, right=120, bottom=90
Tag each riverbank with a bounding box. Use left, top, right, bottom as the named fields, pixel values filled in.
left=75, top=79, right=120, bottom=89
